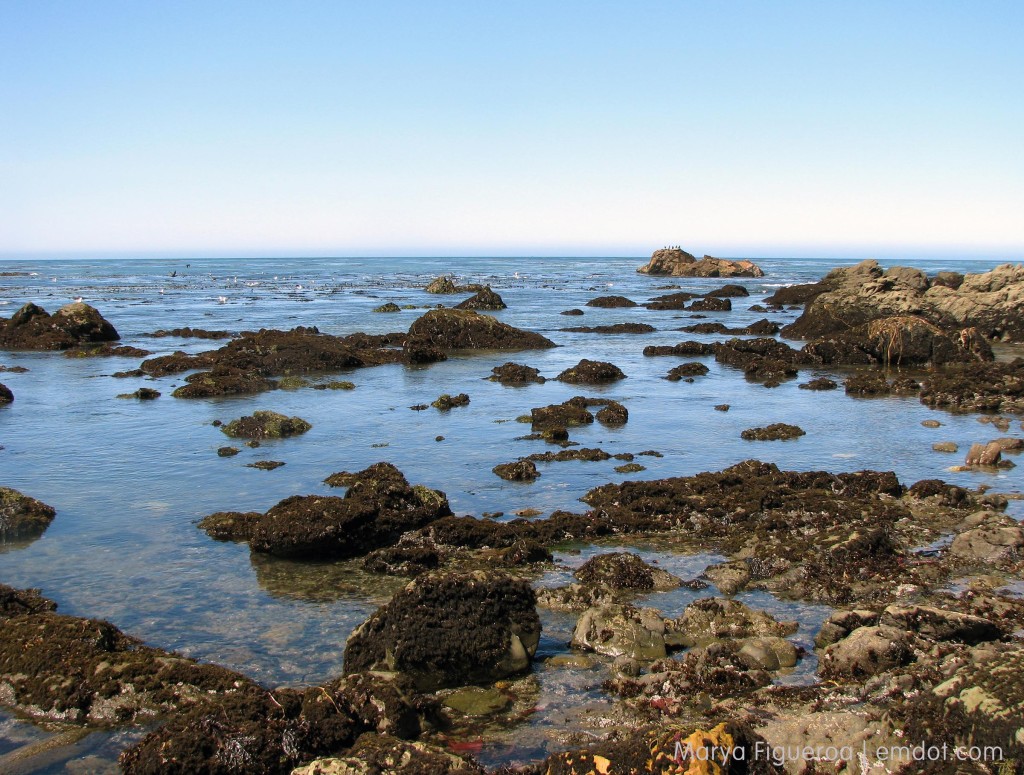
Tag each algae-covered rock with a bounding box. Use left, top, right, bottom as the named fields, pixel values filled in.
left=405, top=308, right=554, bottom=352
left=488, top=362, right=546, bottom=384
left=555, top=359, right=626, bottom=384
left=0, top=486, right=56, bottom=542
left=0, top=302, right=119, bottom=350
left=247, top=463, right=451, bottom=559
left=454, top=286, right=506, bottom=310
left=221, top=410, right=312, bottom=439
left=343, top=570, right=541, bottom=690
left=740, top=423, right=806, bottom=441
left=575, top=552, right=680, bottom=591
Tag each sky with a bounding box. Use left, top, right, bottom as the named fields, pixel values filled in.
left=1, top=1, right=1022, bottom=260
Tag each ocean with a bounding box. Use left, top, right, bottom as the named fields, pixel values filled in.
left=1, top=255, right=1021, bottom=769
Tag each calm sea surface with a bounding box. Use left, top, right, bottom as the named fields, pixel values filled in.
left=1, top=255, right=1022, bottom=769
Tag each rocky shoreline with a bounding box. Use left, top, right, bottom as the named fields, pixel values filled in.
left=2, top=257, right=1024, bottom=773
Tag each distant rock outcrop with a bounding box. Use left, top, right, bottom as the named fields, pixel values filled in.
left=637, top=248, right=764, bottom=278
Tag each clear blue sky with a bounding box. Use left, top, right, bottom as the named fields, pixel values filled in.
left=2, top=1, right=1021, bottom=259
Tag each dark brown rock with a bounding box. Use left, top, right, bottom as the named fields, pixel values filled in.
left=555, top=359, right=626, bottom=384
left=643, top=341, right=714, bottom=357
left=488, top=362, right=545, bottom=384
left=0, top=382, right=12, bottom=403
left=493, top=459, right=540, bottom=481
left=243, top=463, right=451, bottom=559
left=221, top=410, right=312, bottom=439
left=586, top=295, right=637, bottom=308
left=0, top=302, right=119, bottom=350
left=595, top=400, right=628, bottom=425
left=740, top=423, right=806, bottom=441
left=560, top=322, right=655, bottom=334
left=405, top=309, right=554, bottom=351
left=454, top=286, right=506, bottom=310
left=665, top=362, right=710, bottom=380
left=0, top=487, right=56, bottom=542
left=431, top=392, right=469, bottom=411
left=343, top=571, right=541, bottom=689
left=688, top=296, right=732, bottom=312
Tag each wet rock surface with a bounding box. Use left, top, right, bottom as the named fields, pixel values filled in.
left=0, top=382, right=12, bottom=403
left=555, top=359, right=626, bottom=384
left=740, top=423, right=806, bottom=441
left=637, top=248, right=765, bottom=278
left=493, top=459, right=540, bottom=482
left=664, top=362, right=709, bottom=381
left=221, top=410, right=312, bottom=439
left=560, top=322, right=655, bottom=334
left=585, top=295, right=636, bottom=308
left=432, top=392, right=470, bottom=411
left=919, top=358, right=1024, bottom=413
left=141, top=327, right=233, bottom=339
left=454, top=286, right=506, bottom=310
left=0, top=302, right=120, bottom=350
left=343, top=570, right=541, bottom=690
left=200, top=462, right=451, bottom=559
left=405, top=309, right=555, bottom=352
left=575, top=552, right=681, bottom=591
left=0, top=487, right=56, bottom=542
left=488, top=362, right=546, bottom=384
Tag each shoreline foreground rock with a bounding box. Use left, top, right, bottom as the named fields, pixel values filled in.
left=637, top=248, right=765, bottom=278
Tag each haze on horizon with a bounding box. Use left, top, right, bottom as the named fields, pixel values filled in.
left=2, top=1, right=1022, bottom=262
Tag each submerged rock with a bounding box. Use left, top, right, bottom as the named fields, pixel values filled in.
left=221, top=410, right=312, bottom=439
left=637, top=248, right=765, bottom=278
left=0, top=487, right=56, bottom=542
left=343, top=570, right=541, bottom=689
left=0, top=302, right=119, bottom=350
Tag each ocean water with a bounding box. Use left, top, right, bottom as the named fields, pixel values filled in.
left=1, top=255, right=1022, bottom=770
